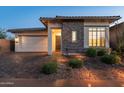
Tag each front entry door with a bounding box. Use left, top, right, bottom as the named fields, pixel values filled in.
left=56, top=35, right=61, bottom=51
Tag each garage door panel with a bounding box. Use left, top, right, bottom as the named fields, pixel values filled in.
left=16, top=36, right=48, bottom=52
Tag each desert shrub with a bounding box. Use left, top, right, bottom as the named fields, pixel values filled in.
left=111, top=51, right=118, bottom=55
left=101, top=54, right=121, bottom=64
left=68, top=59, right=83, bottom=68
left=86, top=48, right=97, bottom=57
left=111, top=55, right=121, bottom=64
left=97, top=49, right=106, bottom=56
left=42, top=62, right=57, bottom=74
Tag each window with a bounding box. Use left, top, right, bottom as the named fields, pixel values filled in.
left=72, top=31, right=77, bottom=42
left=89, top=28, right=105, bottom=47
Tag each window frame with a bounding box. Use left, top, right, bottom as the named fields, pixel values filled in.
left=88, top=27, right=106, bottom=47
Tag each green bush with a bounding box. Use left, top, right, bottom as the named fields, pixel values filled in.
left=101, top=54, right=121, bottom=64
left=101, top=54, right=113, bottom=64
left=86, top=48, right=97, bottom=57
left=68, top=59, right=83, bottom=68
left=97, top=49, right=106, bottom=56
left=42, top=62, right=57, bottom=74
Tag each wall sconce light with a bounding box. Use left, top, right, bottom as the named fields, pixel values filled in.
left=15, top=37, right=19, bottom=43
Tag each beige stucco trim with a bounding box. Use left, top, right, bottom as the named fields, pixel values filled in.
left=105, top=27, right=110, bottom=48
left=84, top=27, right=89, bottom=48
left=84, top=22, right=109, bottom=26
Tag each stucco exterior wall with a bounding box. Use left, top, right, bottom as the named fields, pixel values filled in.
left=0, top=39, right=10, bottom=53
left=110, top=22, right=124, bottom=50
left=110, top=27, right=119, bottom=49
left=84, top=22, right=109, bottom=26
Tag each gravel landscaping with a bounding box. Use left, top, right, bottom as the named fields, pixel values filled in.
left=0, top=52, right=124, bottom=81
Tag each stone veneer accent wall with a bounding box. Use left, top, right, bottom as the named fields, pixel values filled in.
left=62, top=21, right=84, bottom=54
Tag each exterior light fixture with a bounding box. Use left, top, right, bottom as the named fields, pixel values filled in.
left=15, top=37, right=19, bottom=43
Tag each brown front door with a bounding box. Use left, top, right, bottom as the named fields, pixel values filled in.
left=56, top=35, right=61, bottom=51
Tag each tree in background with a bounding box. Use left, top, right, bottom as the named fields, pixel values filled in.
left=0, top=28, right=7, bottom=39
left=7, top=34, right=15, bottom=40
left=0, top=28, right=15, bottom=40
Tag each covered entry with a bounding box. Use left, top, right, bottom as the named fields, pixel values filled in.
left=52, top=29, right=61, bottom=52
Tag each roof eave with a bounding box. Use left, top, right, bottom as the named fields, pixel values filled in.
left=7, top=27, right=46, bottom=33
left=40, top=16, right=121, bottom=24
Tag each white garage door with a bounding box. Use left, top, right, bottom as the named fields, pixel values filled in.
left=16, top=36, right=48, bottom=52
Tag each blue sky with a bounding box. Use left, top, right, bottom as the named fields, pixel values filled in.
left=0, top=6, right=124, bottom=29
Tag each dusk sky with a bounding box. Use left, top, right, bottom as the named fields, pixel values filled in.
left=0, top=6, right=124, bottom=30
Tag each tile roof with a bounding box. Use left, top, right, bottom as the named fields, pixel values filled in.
left=40, top=16, right=121, bottom=20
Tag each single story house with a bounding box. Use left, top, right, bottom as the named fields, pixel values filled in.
left=110, top=22, right=124, bottom=50
left=8, top=16, right=121, bottom=55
